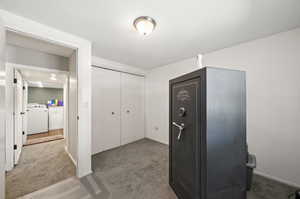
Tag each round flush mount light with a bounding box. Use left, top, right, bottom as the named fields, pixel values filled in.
left=50, top=73, right=57, bottom=81
left=133, top=16, right=156, bottom=36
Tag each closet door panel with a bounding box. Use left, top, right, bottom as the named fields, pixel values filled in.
left=92, top=68, right=121, bottom=154
left=121, top=73, right=145, bottom=145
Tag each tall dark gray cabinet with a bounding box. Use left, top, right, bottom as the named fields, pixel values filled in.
left=169, top=67, right=247, bottom=199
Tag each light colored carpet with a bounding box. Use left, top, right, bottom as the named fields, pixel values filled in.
left=18, top=177, right=92, bottom=199
left=19, top=139, right=298, bottom=199
left=6, top=139, right=76, bottom=199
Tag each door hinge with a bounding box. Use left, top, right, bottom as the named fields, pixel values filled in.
left=22, top=131, right=25, bottom=135
left=14, top=144, right=17, bottom=150
left=23, top=86, right=25, bottom=90
left=77, top=116, right=79, bottom=120
left=13, top=78, right=17, bottom=84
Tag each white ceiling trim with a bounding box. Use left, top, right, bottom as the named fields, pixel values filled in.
left=92, top=56, right=147, bottom=76
left=27, top=81, right=64, bottom=88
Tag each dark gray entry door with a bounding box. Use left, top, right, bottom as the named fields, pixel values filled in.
left=170, top=77, right=201, bottom=199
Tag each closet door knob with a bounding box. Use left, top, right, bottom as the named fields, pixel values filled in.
left=126, top=110, right=130, bottom=114
left=111, top=112, right=115, bottom=115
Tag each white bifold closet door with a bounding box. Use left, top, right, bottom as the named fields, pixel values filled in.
left=121, top=73, right=145, bottom=145
left=92, top=68, right=121, bottom=154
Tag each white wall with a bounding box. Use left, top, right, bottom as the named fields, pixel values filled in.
left=4, top=65, right=14, bottom=170
left=203, top=28, right=300, bottom=187
left=68, top=51, right=77, bottom=165
left=0, top=16, right=5, bottom=199
left=6, top=44, right=68, bottom=70
left=145, top=58, right=200, bottom=144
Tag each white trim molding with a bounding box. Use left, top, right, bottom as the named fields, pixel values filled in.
left=92, top=56, right=146, bottom=76
left=254, top=170, right=300, bottom=188
left=65, top=146, right=77, bottom=166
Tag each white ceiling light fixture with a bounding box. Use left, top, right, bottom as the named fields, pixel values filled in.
left=0, top=71, right=6, bottom=77
left=133, top=16, right=156, bottom=36
left=50, top=73, right=57, bottom=81
left=37, top=81, right=43, bottom=88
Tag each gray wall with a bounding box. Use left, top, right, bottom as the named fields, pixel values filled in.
left=6, top=44, right=69, bottom=70
left=28, top=87, right=63, bottom=105
left=203, top=28, right=300, bottom=187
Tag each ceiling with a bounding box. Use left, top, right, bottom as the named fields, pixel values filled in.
left=19, top=68, right=67, bottom=88
left=1, top=0, right=300, bottom=68
left=7, top=31, right=74, bottom=58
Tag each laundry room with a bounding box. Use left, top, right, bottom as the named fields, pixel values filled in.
left=26, top=75, right=64, bottom=145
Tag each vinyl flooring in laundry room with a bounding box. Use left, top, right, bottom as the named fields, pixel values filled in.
left=19, top=139, right=297, bottom=199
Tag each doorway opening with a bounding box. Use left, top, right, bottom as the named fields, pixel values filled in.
left=4, top=30, right=78, bottom=198
left=12, top=67, right=69, bottom=148
left=21, top=69, right=67, bottom=146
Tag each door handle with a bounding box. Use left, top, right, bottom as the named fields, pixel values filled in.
left=172, top=122, right=185, bottom=140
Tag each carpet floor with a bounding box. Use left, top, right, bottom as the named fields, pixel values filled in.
left=19, top=139, right=297, bottom=199
left=6, top=139, right=76, bottom=199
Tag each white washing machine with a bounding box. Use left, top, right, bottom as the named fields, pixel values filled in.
left=27, top=105, right=49, bottom=135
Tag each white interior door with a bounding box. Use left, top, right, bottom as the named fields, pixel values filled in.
left=121, top=73, right=145, bottom=145
left=14, top=70, right=23, bottom=164
left=92, top=67, right=121, bottom=154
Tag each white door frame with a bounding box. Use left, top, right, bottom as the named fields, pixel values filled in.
left=22, top=81, right=28, bottom=145
left=1, top=9, right=92, bottom=179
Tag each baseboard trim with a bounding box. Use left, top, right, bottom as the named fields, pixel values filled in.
left=64, top=146, right=77, bottom=167
left=145, top=137, right=300, bottom=189
left=254, top=170, right=300, bottom=189
left=77, top=169, right=93, bottom=178
left=145, top=136, right=168, bottom=145
left=5, top=162, right=13, bottom=172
